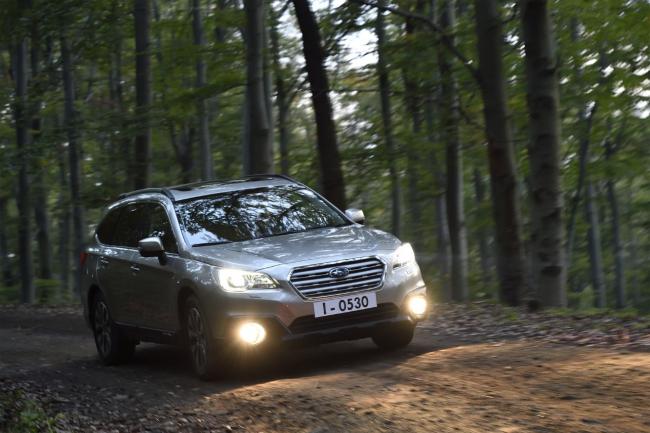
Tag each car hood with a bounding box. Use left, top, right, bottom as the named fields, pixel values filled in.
left=187, top=225, right=401, bottom=270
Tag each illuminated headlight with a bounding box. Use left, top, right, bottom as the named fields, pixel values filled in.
left=392, top=243, right=416, bottom=269
left=407, top=295, right=428, bottom=318
left=238, top=322, right=266, bottom=345
left=214, top=268, right=279, bottom=292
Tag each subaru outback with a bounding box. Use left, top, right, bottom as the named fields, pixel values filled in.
left=81, top=175, right=428, bottom=379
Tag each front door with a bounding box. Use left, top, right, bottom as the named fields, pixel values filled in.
left=128, top=203, right=180, bottom=331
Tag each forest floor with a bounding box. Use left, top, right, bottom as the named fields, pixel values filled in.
left=1, top=303, right=649, bottom=433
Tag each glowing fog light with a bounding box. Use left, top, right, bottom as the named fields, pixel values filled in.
left=407, top=295, right=428, bottom=317
left=238, top=322, right=266, bottom=345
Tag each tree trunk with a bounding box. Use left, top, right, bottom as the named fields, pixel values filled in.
left=0, top=197, right=13, bottom=287
left=61, top=34, right=85, bottom=296
left=473, top=0, right=526, bottom=305
left=604, top=139, right=625, bottom=308
left=375, top=0, right=400, bottom=237
left=425, top=1, right=451, bottom=296
left=520, top=0, right=566, bottom=307
left=30, top=18, right=53, bottom=280
left=192, top=0, right=214, bottom=180
left=57, top=141, right=71, bottom=293
left=439, top=0, right=468, bottom=301
left=402, top=1, right=425, bottom=248
left=270, top=4, right=290, bottom=175
left=292, top=0, right=346, bottom=209
left=473, top=168, right=493, bottom=291
left=13, top=31, right=35, bottom=303
left=134, top=0, right=152, bottom=189
left=243, top=0, right=273, bottom=175
left=584, top=181, right=606, bottom=308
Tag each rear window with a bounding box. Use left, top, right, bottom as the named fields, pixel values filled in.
left=96, top=208, right=122, bottom=245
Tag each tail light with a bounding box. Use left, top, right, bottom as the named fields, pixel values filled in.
left=79, top=252, right=88, bottom=267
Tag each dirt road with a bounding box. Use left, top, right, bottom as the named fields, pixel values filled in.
left=1, top=305, right=649, bottom=432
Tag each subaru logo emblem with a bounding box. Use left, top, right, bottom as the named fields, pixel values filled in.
left=329, top=267, right=350, bottom=279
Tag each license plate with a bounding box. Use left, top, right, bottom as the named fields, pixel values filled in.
left=313, top=292, right=377, bottom=318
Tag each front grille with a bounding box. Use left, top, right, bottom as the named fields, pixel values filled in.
left=289, top=303, right=399, bottom=334
left=289, top=257, right=386, bottom=299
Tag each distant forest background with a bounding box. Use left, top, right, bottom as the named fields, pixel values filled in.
left=1, top=0, right=649, bottom=311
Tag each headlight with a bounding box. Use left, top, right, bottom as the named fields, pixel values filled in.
left=392, top=243, right=416, bottom=269
left=213, top=268, right=279, bottom=292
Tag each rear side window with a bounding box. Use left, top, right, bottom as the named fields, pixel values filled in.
left=113, top=204, right=149, bottom=247
left=96, top=208, right=122, bottom=245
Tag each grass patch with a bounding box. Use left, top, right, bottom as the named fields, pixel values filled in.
left=0, top=390, right=61, bottom=433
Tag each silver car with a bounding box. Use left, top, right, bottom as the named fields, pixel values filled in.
left=81, top=175, right=428, bottom=379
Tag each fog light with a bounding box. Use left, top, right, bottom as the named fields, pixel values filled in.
left=407, top=295, right=428, bottom=318
left=238, top=322, right=266, bottom=345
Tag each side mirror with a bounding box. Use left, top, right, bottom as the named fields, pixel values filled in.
left=138, top=237, right=167, bottom=264
left=345, top=208, right=365, bottom=225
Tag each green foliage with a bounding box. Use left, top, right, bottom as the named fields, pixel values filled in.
left=0, top=0, right=648, bottom=309
left=0, top=390, right=61, bottom=433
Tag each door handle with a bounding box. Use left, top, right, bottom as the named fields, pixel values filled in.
left=130, top=265, right=141, bottom=273
left=98, top=258, right=109, bottom=266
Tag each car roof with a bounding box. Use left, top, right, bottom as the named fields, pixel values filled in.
left=117, top=175, right=300, bottom=203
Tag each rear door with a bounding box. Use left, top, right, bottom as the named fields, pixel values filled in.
left=95, top=205, right=136, bottom=324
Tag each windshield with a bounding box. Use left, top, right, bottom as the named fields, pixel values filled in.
left=175, top=185, right=350, bottom=246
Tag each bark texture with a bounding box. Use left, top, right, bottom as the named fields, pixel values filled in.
left=473, top=0, right=526, bottom=305
left=134, top=0, right=152, bottom=189
left=376, top=1, right=400, bottom=237
left=13, top=32, right=35, bottom=303
left=520, top=0, right=566, bottom=307
left=192, top=0, right=214, bottom=180
left=439, top=0, right=468, bottom=301
left=605, top=139, right=625, bottom=308
left=61, top=34, right=85, bottom=296
left=584, top=181, right=606, bottom=308
left=292, top=0, right=346, bottom=209
left=270, top=5, right=290, bottom=175
left=243, top=0, right=274, bottom=175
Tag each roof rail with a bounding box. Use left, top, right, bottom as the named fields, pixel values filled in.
left=242, top=174, right=300, bottom=183
left=118, top=187, right=175, bottom=201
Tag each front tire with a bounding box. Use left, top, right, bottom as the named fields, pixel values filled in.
left=92, top=293, right=135, bottom=365
left=184, top=296, right=220, bottom=380
left=372, top=322, right=415, bottom=350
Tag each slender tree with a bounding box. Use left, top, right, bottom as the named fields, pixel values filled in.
left=292, top=0, right=346, bottom=209
left=134, top=0, right=152, bottom=189
left=604, top=136, right=625, bottom=308
left=375, top=0, right=400, bottom=236
left=61, top=32, right=85, bottom=296
left=520, top=0, right=566, bottom=307
left=13, top=15, right=35, bottom=303
left=473, top=0, right=527, bottom=305
left=30, top=8, right=53, bottom=280
left=192, top=0, right=214, bottom=180
left=270, top=4, right=290, bottom=175
left=438, top=0, right=468, bottom=301
left=243, top=0, right=274, bottom=174
left=0, top=197, right=13, bottom=287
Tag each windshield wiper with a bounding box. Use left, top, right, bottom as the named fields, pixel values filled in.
left=192, top=241, right=231, bottom=247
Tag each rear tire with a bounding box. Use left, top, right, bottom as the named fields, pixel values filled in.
left=184, top=296, right=220, bottom=380
left=372, top=322, right=415, bottom=350
left=91, top=293, right=135, bottom=365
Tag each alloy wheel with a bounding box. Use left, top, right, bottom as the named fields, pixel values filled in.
left=187, top=307, right=207, bottom=371
left=94, top=300, right=112, bottom=357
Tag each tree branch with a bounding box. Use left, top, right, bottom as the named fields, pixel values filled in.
left=351, top=0, right=479, bottom=81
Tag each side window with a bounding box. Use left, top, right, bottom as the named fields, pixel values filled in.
left=113, top=204, right=149, bottom=248
left=146, top=204, right=178, bottom=254
left=96, top=208, right=122, bottom=245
